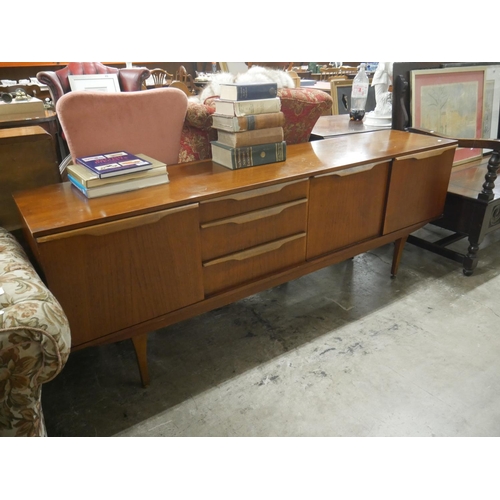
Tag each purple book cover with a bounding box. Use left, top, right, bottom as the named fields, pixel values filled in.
left=76, top=151, right=152, bottom=178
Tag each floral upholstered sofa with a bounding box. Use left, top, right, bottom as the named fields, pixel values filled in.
left=0, top=228, right=71, bottom=437
left=178, top=87, right=333, bottom=163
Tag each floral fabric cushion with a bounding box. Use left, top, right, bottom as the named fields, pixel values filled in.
left=0, top=229, right=71, bottom=437
left=178, top=87, right=333, bottom=163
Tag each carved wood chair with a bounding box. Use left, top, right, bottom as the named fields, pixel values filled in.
left=169, top=80, right=192, bottom=97
left=175, top=65, right=195, bottom=94
left=392, top=62, right=500, bottom=275
left=148, top=68, right=173, bottom=88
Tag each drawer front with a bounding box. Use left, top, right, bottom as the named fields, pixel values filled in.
left=199, top=179, right=308, bottom=223
left=203, top=233, right=306, bottom=295
left=201, top=199, right=307, bottom=261
left=307, top=161, right=390, bottom=259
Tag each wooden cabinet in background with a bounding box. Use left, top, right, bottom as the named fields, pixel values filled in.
left=0, top=126, right=59, bottom=232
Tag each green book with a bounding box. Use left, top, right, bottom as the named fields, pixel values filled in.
left=210, top=141, right=286, bottom=170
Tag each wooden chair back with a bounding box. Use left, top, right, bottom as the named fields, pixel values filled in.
left=175, top=65, right=194, bottom=93
left=150, top=68, right=173, bottom=88
left=169, top=80, right=192, bottom=97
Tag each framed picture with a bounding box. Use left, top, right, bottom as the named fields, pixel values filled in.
left=411, top=66, right=486, bottom=165
left=68, top=74, right=120, bottom=93
left=482, top=65, right=500, bottom=140
left=330, top=80, right=376, bottom=115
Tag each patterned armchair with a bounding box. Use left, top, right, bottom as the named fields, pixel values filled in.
left=0, top=228, right=71, bottom=437
left=178, top=87, right=333, bottom=163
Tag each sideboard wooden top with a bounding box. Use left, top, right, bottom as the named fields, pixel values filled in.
left=13, top=130, right=456, bottom=238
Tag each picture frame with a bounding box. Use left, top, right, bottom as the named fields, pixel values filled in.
left=482, top=65, right=500, bottom=140
left=330, top=79, right=376, bottom=116
left=411, top=66, right=486, bottom=165
left=68, top=74, right=120, bottom=93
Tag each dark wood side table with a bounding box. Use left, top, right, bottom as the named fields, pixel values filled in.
left=0, top=109, right=65, bottom=162
left=310, top=114, right=388, bottom=140
left=0, top=126, right=60, bottom=233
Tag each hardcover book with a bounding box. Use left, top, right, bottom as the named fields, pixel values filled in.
left=68, top=171, right=170, bottom=198
left=219, top=82, right=278, bottom=101
left=211, top=141, right=287, bottom=170
left=76, top=151, right=153, bottom=178
left=67, top=154, right=166, bottom=189
left=214, top=97, right=281, bottom=117
left=216, top=127, right=284, bottom=148
left=211, top=112, right=285, bottom=132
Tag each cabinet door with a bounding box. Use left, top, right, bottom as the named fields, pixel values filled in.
left=307, top=161, right=391, bottom=259
left=36, top=204, right=204, bottom=347
left=384, top=145, right=456, bottom=234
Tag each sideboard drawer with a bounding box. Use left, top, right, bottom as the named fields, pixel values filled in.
left=203, top=233, right=306, bottom=295
left=201, top=198, right=308, bottom=261
left=199, top=179, right=308, bottom=223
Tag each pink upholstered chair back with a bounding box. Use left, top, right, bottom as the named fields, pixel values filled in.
left=56, top=88, right=188, bottom=166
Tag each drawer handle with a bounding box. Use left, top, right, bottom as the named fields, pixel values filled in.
left=395, top=144, right=457, bottom=161
left=203, top=233, right=305, bottom=266
left=314, top=161, right=387, bottom=178
left=201, top=199, right=307, bottom=228
left=200, top=179, right=305, bottom=203
left=38, top=204, right=198, bottom=242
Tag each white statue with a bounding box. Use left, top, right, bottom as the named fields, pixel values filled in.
left=365, top=62, right=393, bottom=127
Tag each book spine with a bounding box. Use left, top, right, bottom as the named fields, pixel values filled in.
left=218, top=127, right=284, bottom=148
left=234, top=84, right=277, bottom=101
left=233, top=98, right=281, bottom=117
left=230, top=141, right=287, bottom=169
left=212, top=112, right=285, bottom=132
left=68, top=174, right=90, bottom=198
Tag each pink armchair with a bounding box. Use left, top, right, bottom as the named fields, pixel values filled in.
left=37, top=62, right=150, bottom=106
left=178, top=87, right=333, bottom=163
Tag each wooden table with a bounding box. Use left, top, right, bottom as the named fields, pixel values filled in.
left=14, top=130, right=457, bottom=386
left=0, top=126, right=60, bottom=232
left=311, top=114, right=387, bottom=139
left=0, top=109, right=64, bottom=161
left=301, top=80, right=331, bottom=93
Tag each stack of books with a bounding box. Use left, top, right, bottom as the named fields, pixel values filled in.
left=210, top=82, right=286, bottom=170
left=66, top=151, right=169, bottom=198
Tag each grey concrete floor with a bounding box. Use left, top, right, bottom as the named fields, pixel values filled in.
left=41, top=226, right=500, bottom=437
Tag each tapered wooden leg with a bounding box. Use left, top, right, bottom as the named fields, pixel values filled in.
left=132, top=333, right=150, bottom=388
left=391, top=235, right=408, bottom=278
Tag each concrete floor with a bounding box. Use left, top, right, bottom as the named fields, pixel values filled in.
left=41, top=226, right=500, bottom=437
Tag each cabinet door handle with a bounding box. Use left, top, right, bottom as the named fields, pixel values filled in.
left=314, top=161, right=387, bottom=178
left=203, top=233, right=305, bottom=266
left=200, top=179, right=305, bottom=203
left=201, top=199, right=307, bottom=228
left=38, top=204, right=198, bottom=242
left=395, top=145, right=457, bottom=161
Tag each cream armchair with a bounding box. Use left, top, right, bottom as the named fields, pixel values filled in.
left=0, top=228, right=71, bottom=437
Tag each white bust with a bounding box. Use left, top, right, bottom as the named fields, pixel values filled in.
left=371, top=62, right=393, bottom=117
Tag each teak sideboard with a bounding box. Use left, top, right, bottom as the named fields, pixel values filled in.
left=13, top=130, right=457, bottom=386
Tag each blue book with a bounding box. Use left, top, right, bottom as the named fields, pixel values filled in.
left=219, top=82, right=278, bottom=101
left=76, top=151, right=153, bottom=178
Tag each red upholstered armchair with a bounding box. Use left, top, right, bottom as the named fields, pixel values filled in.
left=178, top=87, right=333, bottom=163
left=37, top=62, right=150, bottom=106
